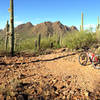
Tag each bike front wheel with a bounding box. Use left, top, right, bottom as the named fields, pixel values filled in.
left=79, top=52, right=88, bottom=66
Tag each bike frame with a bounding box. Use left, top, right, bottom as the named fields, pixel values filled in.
left=87, top=52, right=100, bottom=68
left=88, top=52, right=98, bottom=62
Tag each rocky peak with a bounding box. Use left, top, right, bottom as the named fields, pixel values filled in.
left=70, top=26, right=78, bottom=31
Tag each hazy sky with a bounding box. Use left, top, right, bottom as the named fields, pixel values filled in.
left=0, top=0, right=100, bottom=30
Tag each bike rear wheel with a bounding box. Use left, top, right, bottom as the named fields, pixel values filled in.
left=79, top=52, right=88, bottom=66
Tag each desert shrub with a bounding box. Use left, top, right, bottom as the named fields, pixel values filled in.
left=15, top=34, right=61, bottom=53
left=6, top=31, right=97, bottom=54
left=0, top=37, right=5, bottom=51
left=15, top=37, right=36, bottom=53
left=0, top=78, right=21, bottom=97
left=40, top=34, right=61, bottom=49
left=40, top=37, right=51, bottom=49
left=62, top=31, right=97, bottom=50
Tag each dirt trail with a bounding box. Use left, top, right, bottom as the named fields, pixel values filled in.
left=0, top=49, right=100, bottom=99
left=39, top=51, right=100, bottom=92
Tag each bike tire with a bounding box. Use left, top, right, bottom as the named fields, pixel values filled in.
left=79, top=52, right=88, bottom=66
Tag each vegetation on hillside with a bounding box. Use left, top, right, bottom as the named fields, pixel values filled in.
left=0, top=30, right=99, bottom=55
left=62, top=31, right=97, bottom=50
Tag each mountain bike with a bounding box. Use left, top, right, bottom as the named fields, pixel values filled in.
left=78, top=47, right=100, bottom=69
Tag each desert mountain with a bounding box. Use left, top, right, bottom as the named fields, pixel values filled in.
left=0, top=21, right=78, bottom=37
left=15, top=21, right=78, bottom=36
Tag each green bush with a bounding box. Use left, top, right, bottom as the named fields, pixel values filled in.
left=15, top=37, right=36, bottom=53
left=15, top=31, right=97, bottom=53
left=15, top=34, right=60, bottom=53
left=40, top=34, right=61, bottom=49
left=62, top=31, right=97, bottom=50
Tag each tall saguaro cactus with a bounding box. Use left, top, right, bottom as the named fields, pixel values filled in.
left=80, top=25, right=81, bottom=31
left=8, top=0, right=15, bottom=56
left=96, top=16, right=100, bottom=41
left=98, top=16, right=99, bottom=26
left=57, top=35, right=60, bottom=48
left=38, top=34, right=41, bottom=49
left=6, top=20, right=9, bottom=32
left=96, top=16, right=100, bottom=31
left=81, top=12, right=84, bottom=31
left=5, top=20, right=10, bottom=51
left=97, top=16, right=100, bottom=29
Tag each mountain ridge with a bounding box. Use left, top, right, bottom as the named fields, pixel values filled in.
left=0, top=21, right=78, bottom=37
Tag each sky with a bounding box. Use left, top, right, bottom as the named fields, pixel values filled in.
left=0, top=0, right=100, bottom=30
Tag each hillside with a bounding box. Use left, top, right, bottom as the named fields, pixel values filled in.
left=31, top=21, right=78, bottom=36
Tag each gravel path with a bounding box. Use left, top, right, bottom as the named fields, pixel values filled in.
left=0, top=49, right=100, bottom=99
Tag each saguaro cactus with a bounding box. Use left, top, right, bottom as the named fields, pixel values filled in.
left=96, top=16, right=100, bottom=41
left=81, top=12, right=84, bottom=31
left=98, top=16, right=99, bottom=26
left=6, top=20, right=9, bottom=32
left=8, top=0, right=15, bottom=56
left=5, top=20, right=9, bottom=51
left=96, top=16, right=100, bottom=31
left=38, top=34, right=41, bottom=49
left=35, top=40, right=37, bottom=50
left=97, top=16, right=100, bottom=30
left=80, top=25, right=81, bottom=31
left=57, top=35, right=60, bottom=48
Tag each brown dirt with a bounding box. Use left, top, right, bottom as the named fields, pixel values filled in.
left=0, top=49, right=100, bottom=99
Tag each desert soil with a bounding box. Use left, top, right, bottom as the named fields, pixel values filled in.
left=0, top=48, right=100, bottom=100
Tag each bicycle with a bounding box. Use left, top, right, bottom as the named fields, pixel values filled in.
left=78, top=47, right=100, bottom=69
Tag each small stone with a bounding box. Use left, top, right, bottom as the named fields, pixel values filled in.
left=60, top=85, right=66, bottom=89
left=28, top=96, right=34, bottom=100
left=52, top=86, right=57, bottom=91
left=19, top=57, right=24, bottom=61
left=6, top=96, right=11, bottom=100
left=16, top=95, right=24, bottom=100
left=55, top=91, right=59, bottom=96
left=62, top=95, right=66, bottom=99
left=10, top=91, right=15, bottom=97
left=67, top=81, right=71, bottom=85
left=19, top=74, right=26, bottom=79
left=84, top=91, right=89, bottom=97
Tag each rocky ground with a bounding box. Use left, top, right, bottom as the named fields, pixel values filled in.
left=0, top=49, right=100, bottom=100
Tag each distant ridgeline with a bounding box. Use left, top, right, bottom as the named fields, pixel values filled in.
left=0, top=21, right=78, bottom=37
